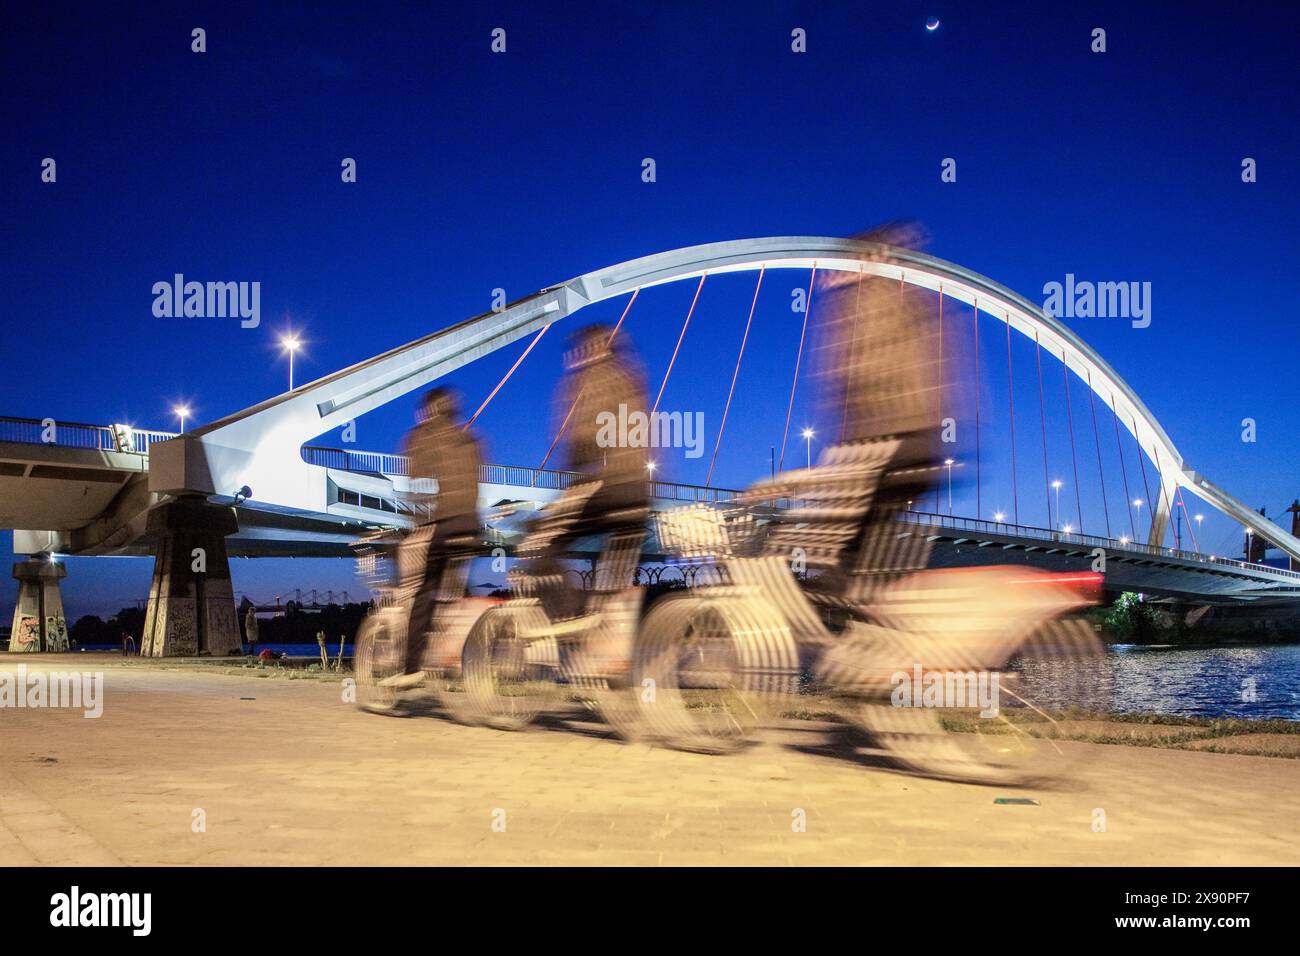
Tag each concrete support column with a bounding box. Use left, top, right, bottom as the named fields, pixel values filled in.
left=140, top=496, right=241, bottom=657
left=8, top=555, right=69, bottom=652
left=1148, top=471, right=1179, bottom=549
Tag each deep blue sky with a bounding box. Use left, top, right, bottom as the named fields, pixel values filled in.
left=3, top=1, right=1298, bottom=620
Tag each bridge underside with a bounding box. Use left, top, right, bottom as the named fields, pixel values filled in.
left=917, top=527, right=1300, bottom=602
left=14, top=494, right=1297, bottom=603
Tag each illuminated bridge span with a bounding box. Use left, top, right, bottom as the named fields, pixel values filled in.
left=4, top=237, right=1300, bottom=655
left=1, top=420, right=1296, bottom=602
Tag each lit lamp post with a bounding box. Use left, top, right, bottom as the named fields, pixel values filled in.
left=1051, top=479, right=1063, bottom=529
left=281, top=336, right=301, bottom=390
left=174, top=404, right=191, bottom=434
left=945, top=458, right=955, bottom=515
left=1133, top=499, right=1144, bottom=538
left=1195, top=513, right=1204, bottom=549
left=801, top=427, right=815, bottom=469
left=994, top=511, right=1005, bottom=524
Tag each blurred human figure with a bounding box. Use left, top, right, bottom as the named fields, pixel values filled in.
left=521, top=324, right=649, bottom=619
left=757, top=223, right=943, bottom=598
left=383, top=386, right=484, bottom=689
left=244, top=605, right=259, bottom=656
left=815, top=223, right=943, bottom=592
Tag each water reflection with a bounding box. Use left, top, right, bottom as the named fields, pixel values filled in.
left=1071, top=645, right=1300, bottom=720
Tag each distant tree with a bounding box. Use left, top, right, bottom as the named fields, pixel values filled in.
left=70, top=615, right=114, bottom=646
left=108, top=606, right=146, bottom=641
left=1102, top=592, right=1159, bottom=644
left=255, top=602, right=372, bottom=645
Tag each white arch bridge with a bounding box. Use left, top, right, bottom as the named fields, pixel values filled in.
left=3, top=237, right=1299, bottom=627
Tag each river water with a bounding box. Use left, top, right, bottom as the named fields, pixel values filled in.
left=1100, top=644, right=1300, bottom=720
left=71, top=641, right=1300, bottom=720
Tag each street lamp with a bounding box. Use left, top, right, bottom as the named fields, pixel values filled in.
left=281, top=336, right=301, bottom=390
left=945, top=458, right=955, bottom=515
left=173, top=404, right=191, bottom=433
left=1051, top=479, right=1063, bottom=529
left=801, top=427, right=815, bottom=469
left=994, top=511, right=1005, bottom=523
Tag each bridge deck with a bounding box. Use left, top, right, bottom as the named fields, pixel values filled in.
left=2, top=419, right=1297, bottom=600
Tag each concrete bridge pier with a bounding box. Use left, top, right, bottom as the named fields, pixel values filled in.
left=8, top=554, right=69, bottom=652
left=140, top=496, right=241, bottom=657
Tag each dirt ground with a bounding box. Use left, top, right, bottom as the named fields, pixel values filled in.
left=2, top=653, right=1298, bottom=865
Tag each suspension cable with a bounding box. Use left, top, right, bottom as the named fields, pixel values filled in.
left=839, top=263, right=865, bottom=443
left=973, top=297, right=981, bottom=519
left=1110, top=390, right=1137, bottom=540
left=1176, top=486, right=1200, bottom=552
left=535, top=288, right=640, bottom=472
left=935, top=284, right=944, bottom=513
left=1131, top=412, right=1156, bottom=544
left=778, top=264, right=817, bottom=470
left=707, top=266, right=765, bottom=486
left=1085, top=369, right=1112, bottom=538
left=1151, top=442, right=1177, bottom=550
left=1005, top=313, right=1019, bottom=524
left=465, top=322, right=552, bottom=430
left=1035, top=331, right=1051, bottom=527
left=652, top=275, right=706, bottom=415
left=1063, top=356, right=1083, bottom=533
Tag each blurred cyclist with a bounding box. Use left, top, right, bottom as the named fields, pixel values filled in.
left=382, top=386, right=484, bottom=689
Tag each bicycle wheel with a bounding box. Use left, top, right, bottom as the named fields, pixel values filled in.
left=460, top=605, right=561, bottom=730
left=633, top=593, right=796, bottom=754
left=353, top=608, right=409, bottom=716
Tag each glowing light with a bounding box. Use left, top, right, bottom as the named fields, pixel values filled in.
left=281, top=335, right=303, bottom=390
left=925, top=17, right=941, bottom=31
left=801, top=427, right=816, bottom=468
left=994, top=512, right=1005, bottom=522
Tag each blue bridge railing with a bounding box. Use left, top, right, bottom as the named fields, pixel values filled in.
left=0, top=415, right=176, bottom=455
left=901, top=509, right=1300, bottom=580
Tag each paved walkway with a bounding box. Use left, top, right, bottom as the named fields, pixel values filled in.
left=2, top=654, right=1298, bottom=865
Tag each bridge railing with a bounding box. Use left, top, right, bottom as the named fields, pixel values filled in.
left=303, top=445, right=744, bottom=504
left=0, top=415, right=176, bottom=455
left=301, top=445, right=409, bottom=476
left=901, top=510, right=1300, bottom=580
